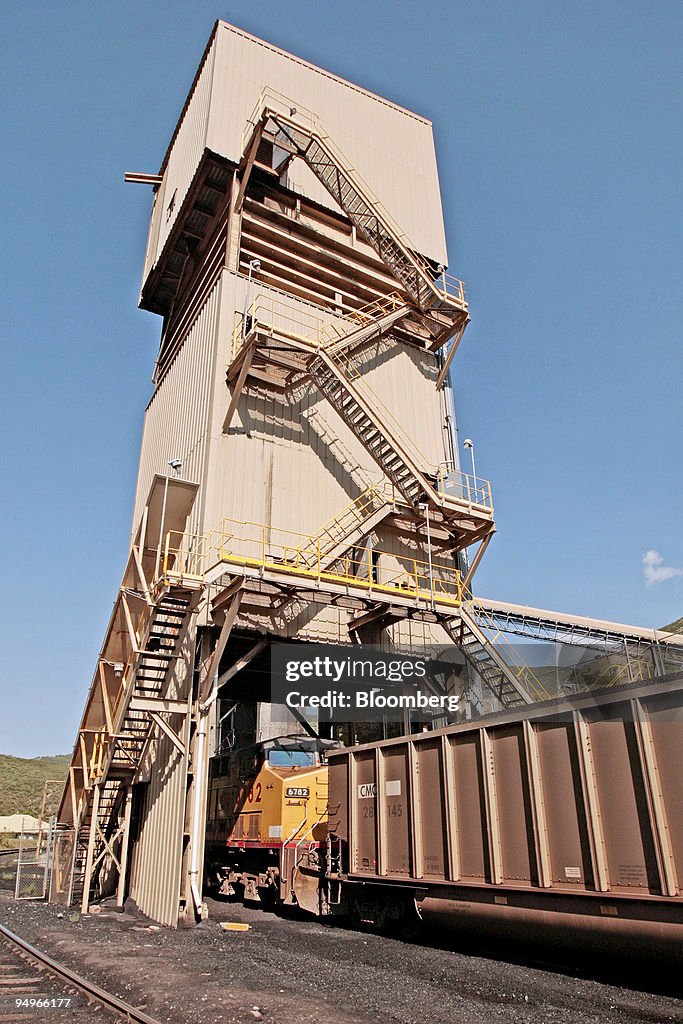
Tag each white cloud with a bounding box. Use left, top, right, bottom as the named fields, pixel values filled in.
left=642, top=549, right=683, bottom=587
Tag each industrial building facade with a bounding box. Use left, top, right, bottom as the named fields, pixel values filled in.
left=58, top=22, right=683, bottom=927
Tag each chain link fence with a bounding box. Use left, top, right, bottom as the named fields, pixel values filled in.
left=14, top=818, right=56, bottom=900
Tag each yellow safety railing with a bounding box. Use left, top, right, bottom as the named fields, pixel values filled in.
left=241, top=88, right=467, bottom=310
left=162, top=516, right=465, bottom=609
left=231, top=291, right=342, bottom=360
left=161, top=530, right=207, bottom=581
left=317, top=293, right=405, bottom=349
left=287, top=481, right=396, bottom=565
left=231, top=290, right=405, bottom=362
left=464, top=599, right=552, bottom=703
left=234, top=291, right=438, bottom=471
left=569, top=649, right=653, bottom=691
left=241, top=87, right=318, bottom=151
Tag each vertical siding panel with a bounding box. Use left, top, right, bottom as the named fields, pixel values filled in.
left=128, top=629, right=194, bottom=927
left=205, top=24, right=447, bottom=265
left=132, top=280, right=221, bottom=539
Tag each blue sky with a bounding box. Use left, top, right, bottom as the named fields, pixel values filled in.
left=1, top=0, right=681, bottom=756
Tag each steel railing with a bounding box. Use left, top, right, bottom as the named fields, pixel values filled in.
left=463, top=599, right=553, bottom=703
left=436, top=462, right=493, bottom=511
left=241, top=87, right=467, bottom=310
left=232, top=291, right=493, bottom=513
left=161, top=517, right=466, bottom=609
left=231, top=290, right=404, bottom=361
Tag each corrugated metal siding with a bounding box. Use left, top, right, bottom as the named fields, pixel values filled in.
left=356, top=338, right=447, bottom=470
left=141, top=21, right=447, bottom=294
left=132, top=279, right=221, bottom=537
left=128, top=627, right=194, bottom=927
left=143, top=39, right=217, bottom=283
left=194, top=271, right=449, bottom=643
left=207, top=23, right=447, bottom=265
left=128, top=730, right=188, bottom=926
left=132, top=267, right=450, bottom=644
left=203, top=276, right=369, bottom=533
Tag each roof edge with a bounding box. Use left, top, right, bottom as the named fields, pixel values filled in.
left=215, top=19, right=433, bottom=126
left=158, top=18, right=435, bottom=177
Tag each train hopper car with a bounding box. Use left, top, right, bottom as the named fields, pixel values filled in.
left=292, top=677, right=683, bottom=961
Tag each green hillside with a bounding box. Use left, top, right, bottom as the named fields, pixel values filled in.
left=0, top=754, right=70, bottom=817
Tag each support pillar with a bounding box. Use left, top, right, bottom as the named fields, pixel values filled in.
left=80, top=782, right=101, bottom=915
left=116, top=786, right=133, bottom=907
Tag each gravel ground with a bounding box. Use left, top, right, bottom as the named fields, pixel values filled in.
left=0, top=892, right=681, bottom=1024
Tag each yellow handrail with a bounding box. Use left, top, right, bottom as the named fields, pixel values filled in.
left=162, top=515, right=465, bottom=609
left=287, top=481, right=396, bottom=564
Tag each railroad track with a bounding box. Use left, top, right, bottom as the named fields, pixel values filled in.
left=0, top=923, right=162, bottom=1023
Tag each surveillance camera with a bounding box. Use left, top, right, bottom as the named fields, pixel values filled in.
left=250, top=259, right=261, bottom=272
left=169, top=459, right=183, bottom=471
left=463, top=438, right=474, bottom=448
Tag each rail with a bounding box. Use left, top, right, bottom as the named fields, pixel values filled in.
left=0, top=924, right=164, bottom=1024
left=286, top=480, right=396, bottom=565
left=242, top=87, right=467, bottom=309
left=231, top=290, right=404, bottom=362
left=233, top=291, right=432, bottom=470
left=162, top=517, right=466, bottom=609
left=437, top=462, right=493, bottom=510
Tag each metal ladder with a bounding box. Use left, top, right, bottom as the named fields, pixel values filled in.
left=68, top=592, right=192, bottom=909
left=68, top=779, right=122, bottom=908
left=112, top=595, right=190, bottom=770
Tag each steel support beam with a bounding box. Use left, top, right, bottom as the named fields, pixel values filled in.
left=199, top=589, right=244, bottom=705
left=116, top=786, right=133, bottom=907
left=150, top=712, right=185, bottom=755
left=223, top=342, right=256, bottom=434
left=463, top=533, right=493, bottom=591
left=80, top=783, right=101, bottom=915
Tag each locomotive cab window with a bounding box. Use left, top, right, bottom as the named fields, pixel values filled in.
left=268, top=750, right=317, bottom=767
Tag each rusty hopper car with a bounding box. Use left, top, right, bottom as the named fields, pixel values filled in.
left=291, top=678, right=683, bottom=961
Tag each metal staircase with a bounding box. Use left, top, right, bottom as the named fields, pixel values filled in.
left=443, top=605, right=553, bottom=709
left=286, top=482, right=396, bottom=570
left=66, top=587, right=194, bottom=911
left=235, top=291, right=494, bottom=541
left=69, top=778, right=122, bottom=909
left=244, top=91, right=468, bottom=317
left=309, top=347, right=443, bottom=509
left=112, top=594, right=191, bottom=770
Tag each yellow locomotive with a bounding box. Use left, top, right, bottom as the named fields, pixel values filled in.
left=205, top=737, right=331, bottom=904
